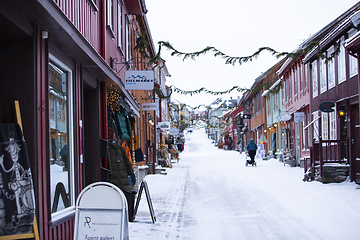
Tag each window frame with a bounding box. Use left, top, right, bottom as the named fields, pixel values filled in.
left=320, top=56, right=327, bottom=94
left=117, top=0, right=123, bottom=50
left=338, top=37, right=346, bottom=84
left=327, top=46, right=335, bottom=89
left=349, top=29, right=358, bottom=78
left=48, top=54, right=76, bottom=223
left=311, top=60, right=318, bottom=98
left=125, top=15, right=131, bottom=61
left=107, top=0, right=116, bottom=38
left=321, top=111, right=328, bottom=140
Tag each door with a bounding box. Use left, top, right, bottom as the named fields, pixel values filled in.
left=295, top=122, right=300, bottom=166
left=350, top=104, right=360, bottom=183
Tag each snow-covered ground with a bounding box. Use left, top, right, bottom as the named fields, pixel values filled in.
left=129, top=129, right=360, bottom=240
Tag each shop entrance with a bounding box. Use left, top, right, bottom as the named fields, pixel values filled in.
left=350, top=104, right=360, bottom=183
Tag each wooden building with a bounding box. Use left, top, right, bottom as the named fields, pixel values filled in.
left=303, top=5, right=360, bottom=182
left=0, top=0, right=157, bottom=239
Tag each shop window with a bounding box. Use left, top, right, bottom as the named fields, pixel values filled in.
left=49, top=56, right=75, bottom=220
left=321, top=111, right=328, bottom=140
left=329, top=109, right=337, bottom=140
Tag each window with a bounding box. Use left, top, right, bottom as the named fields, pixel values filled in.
left=320, top=56, right=327, bottom=94
left=327, top=46, right=335, bottom=89
left=338, top=37, right=346, bottom=84
left=284, top=76, right=288, bottom=102
left=273, top=92, right=278, bottom=112
left=329, top=109, right=337, bottom=140
left=312, top=111, right=320, bottom=141
left=117, top=0, right=123, bottom=49
left=302, top=112, right=305, bottom=150
left=304, top=63, right=308, bottom=89
left=300, top=63, right=304, bottom=92
left=294, top=67, right=298, bottom=96
left=321, top=112, right=328, bottom=140
left=349, top=29, right=358, bottom=77
left=107, top=0, right=114, bottom=30
left=281, top=82, right=285, bottom=105
left=288, top=73, right=292, bottom=101
left=311, top=61, right=318, bottom=98
left=306, top=108, right=310, bottom=148
left=125, top=15, right=130, bottom=61
left=49, top=56, right=75, bottom=219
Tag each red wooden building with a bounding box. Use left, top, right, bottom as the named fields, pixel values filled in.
left=0, top=0, right=154, bottom=239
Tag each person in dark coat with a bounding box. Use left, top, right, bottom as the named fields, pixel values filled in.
left=228, top=137, right=233, bottom=150
left=246, top=138, right=258, bottom=164
left=108, top=139, right=136, bottom=222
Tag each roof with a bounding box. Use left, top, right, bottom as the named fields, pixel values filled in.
left=303, top=4, right=360, bottom=63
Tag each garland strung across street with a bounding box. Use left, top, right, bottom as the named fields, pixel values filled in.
left=135, top=33, right=340, bottom=66
left=134, top=33, right=341, bottom=129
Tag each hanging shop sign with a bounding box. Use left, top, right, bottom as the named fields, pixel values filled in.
left=319, top=102, right=335, bottom=112
left=157, top=121, right=170, bottom=130
left=169, top=127, right=179, bottom=136
left=142, top=102, right=158, bottom=111
left=125, top=70, right=154, bottom=90
left=277, top=113, right=292, bottom=122
left=294, top=112, right=305, bottom=122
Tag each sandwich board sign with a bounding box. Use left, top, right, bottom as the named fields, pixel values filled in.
left=74, top=182, right=129, bottom=240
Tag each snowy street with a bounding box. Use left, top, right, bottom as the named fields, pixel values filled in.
left=129, top=129, right=360, bottom=240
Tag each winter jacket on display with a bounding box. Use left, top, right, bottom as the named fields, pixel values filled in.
left=116, top=108, right=132, bottom=140
left=108, top=140, right=136, bottom=194
left=121, top=141, right=133, bottom=165
left=246, top=138, right=258, bottom=151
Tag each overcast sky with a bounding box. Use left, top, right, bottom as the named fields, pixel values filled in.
left=145, top=0, right=360, bottom=109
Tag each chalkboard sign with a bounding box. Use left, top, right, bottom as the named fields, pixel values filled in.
left=133, top=180, right=156, bottom=223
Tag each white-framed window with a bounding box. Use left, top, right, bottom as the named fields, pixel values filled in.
left=125, top=15, right=130, bottom=61
left=311, top=61, right=318, bottom=98
left=302, top=111, right=306, bottom=150
left=349, top=29, right=358, bottom=78
left=329, top=109, right=337, bottom=140
left=304, top=63, right=308, bottom=89
left=327, top=46, right=335, bottom=89
left=306, top=108, right=310, bottom=148
left=117, top=0, right=123, bottom=49
left=107, top=0, right=114, bottom=30
left=49, top=55, right=75, bottom=220
left=338, top=37, right=346, bottom=84
left=300, top=63, right=304, bottom=92
left=320, top=56, right=327, bottom=94
left=321, top=111, right=328, bottom=140
left=312, top=111, right=320, bottom=141
left=288, top=73, right=292, bottom=101
left=294, top=66, right=298, bottom=96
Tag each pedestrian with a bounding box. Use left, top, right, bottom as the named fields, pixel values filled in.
left=228, top=137, right=233, bottom=150
left=238, top=141, right=242, bottom=154
left=246, top=138, right=258, bottom=165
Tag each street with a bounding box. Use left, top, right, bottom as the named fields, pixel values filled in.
left=129, top=129, right=360, bottom=240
